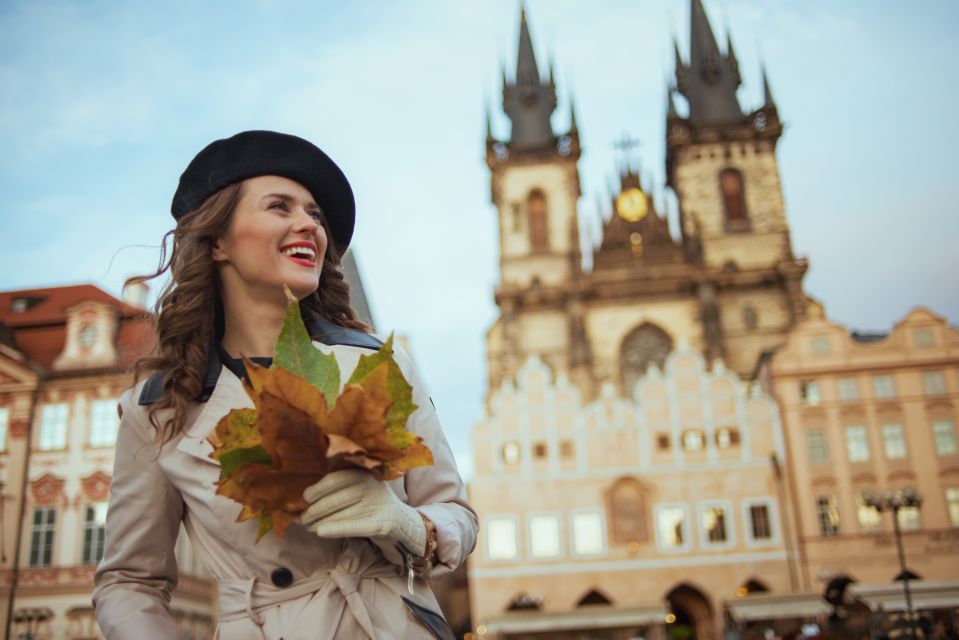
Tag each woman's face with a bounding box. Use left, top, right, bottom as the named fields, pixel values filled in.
left=212, top=175, right=328, bottom=304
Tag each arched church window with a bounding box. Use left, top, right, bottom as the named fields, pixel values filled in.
left=527, top=189, right=549, bottom=252
left=719, top=168, right=749, bottom=230
left=607, top=477, right=648, bottom=544
left=620, top=323, right=673, bottom=395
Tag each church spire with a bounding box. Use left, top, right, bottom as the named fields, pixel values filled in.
left=762, top=62, right=777, bottom=110
left=502, top=5, right=558, bottom=150
left=676, top=0, right=743, bottom=126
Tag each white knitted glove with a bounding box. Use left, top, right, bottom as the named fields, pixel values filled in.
left=300, top=469, right=426, bottom=558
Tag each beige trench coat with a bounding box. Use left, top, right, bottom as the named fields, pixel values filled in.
left=93, top=341, right=478, bottom=639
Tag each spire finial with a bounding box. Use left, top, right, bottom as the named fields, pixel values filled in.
left=762, top=61, right=776, bottom=109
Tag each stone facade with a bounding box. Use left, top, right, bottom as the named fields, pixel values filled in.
left=765, top=306, right=959, bottom=591
left=470, top=349, right=795, bottom=638
left=0, top=285, right=215, bottom=639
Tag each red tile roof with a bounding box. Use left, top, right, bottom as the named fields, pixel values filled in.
left=0, top=284, right=156, bottom=372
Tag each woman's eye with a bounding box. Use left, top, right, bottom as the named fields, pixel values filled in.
left=309, top=211, right=324, bottom=222
left=269, top=201, right=288, bottom=211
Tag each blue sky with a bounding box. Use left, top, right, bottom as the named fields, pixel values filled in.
left=2, top=1, right=958, bottom=478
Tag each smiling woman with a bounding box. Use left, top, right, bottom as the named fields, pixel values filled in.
left=91, top=130, right=476, bottom=640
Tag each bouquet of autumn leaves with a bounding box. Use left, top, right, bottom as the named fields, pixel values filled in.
left=207, top=288, right=434, bottom=541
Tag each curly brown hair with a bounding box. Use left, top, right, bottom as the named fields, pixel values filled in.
left=128, top=181, right=368, bottom=443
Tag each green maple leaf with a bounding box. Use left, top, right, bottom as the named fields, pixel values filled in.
left=273, top=285, right=340, bottom=407
left=348, top=334, right=419, bottom=449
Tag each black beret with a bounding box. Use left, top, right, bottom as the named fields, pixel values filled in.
left=171, top=130, right=355, bottom=250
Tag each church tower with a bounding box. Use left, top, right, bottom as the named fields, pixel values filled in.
left=485, top=6, right=584, bottom=393
left=667, top=0, right=808, bottom=374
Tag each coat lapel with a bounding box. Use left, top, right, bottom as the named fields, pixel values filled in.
left=176, top=367, right=253, bottom=465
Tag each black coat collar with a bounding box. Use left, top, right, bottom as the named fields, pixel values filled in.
left=138, top=317, right=382, bottom=406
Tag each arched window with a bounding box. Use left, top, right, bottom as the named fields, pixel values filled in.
left=607, top=477, right=648, bottom=543
left=719, top=168, right=749, bottom=230
left=743, top=306, right=758, bottom=331
left=527, top=189, right=549, bottom=252
left=620, top=323, right=673, bottom=395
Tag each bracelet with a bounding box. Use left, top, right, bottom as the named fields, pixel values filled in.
left=410, top=513, right=438, bottom=578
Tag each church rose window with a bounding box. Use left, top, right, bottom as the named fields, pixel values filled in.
left=527, top=189, right=549, bottom=252
left=719, top=168, right=749, bottom=230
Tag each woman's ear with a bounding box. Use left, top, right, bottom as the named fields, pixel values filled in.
left=211, top=238, right=228, bottom=262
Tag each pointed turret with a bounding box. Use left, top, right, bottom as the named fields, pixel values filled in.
left=569, top=94, right=579, bottom=134
left=667, top=86, right=679, bottom=118
left=673, top=37, right=688, bottom=96
left=726, top=32, right=741, bottom=86
left=485, top=102, right=494, bottom=143
left=762, top=62, right=777, bottom=110
left=501, top=5, right=558, bottom=150
left=675, top=0, right=743, bottom=125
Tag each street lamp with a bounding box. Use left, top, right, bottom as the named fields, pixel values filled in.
left=862, top=487, right=923, bottom=637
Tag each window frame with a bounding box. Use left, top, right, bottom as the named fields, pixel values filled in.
left=880, top=423, right=907, bottom=460
left=0, top=406, right=8, bottom=452
left=485, top=514, right=520, bottom=562
left=569, top=509, right=607, bottom=558
left=836, top=377, right=861, bottom=402
left=844, top=425, right=871, bottom=463
left=653, top=503, right=691, bottom=553
left=945, top=487, right=959, bottom=528
left=28, top=506, right=57, bottom=567
left=527, top=512, right=563, bottom=560
left=872, top=374, right=896, bottom=399
left=800, top=380, right=821, bottom=406
left=81, top=502, right=109, bottom=565
left=932, top=420, right=958, bottom=456
left=88, top=398, right=119, bottom=448
left=815, top=494, right=841, bottom=537
left=922, top=370, right=947, bottom=395
left=37, top=403, right=69, bottom=451
left=741, top=498, right=779, bottom=547
left=698, top=500, right=735, bottom=549
left=806, top=429, right=830, bottom=465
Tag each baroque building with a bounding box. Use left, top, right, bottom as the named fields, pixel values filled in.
left=762, top=306, right=959, bottom=626
left=0, top=284, right=216, bottom=639
left=470, top=2, right=817, bottom=638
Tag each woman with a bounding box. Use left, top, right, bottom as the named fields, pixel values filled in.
left=93, top=130, right=477, bottom=639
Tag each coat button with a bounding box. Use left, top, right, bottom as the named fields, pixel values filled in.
left=270, top=567, right=293, bottom=588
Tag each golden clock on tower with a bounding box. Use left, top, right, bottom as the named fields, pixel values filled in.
left=616, top=187, right=648, bottom=222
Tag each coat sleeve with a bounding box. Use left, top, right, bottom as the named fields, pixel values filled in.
left=393, top=345, right=478, bottom=579
left=93, top=387, right=184, bottom=639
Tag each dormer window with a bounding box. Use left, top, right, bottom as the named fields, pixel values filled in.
left=11, top=298, right=28, bottom=313
left=78, top=323, right=97, bottom=350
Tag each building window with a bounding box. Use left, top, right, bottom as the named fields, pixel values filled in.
left=743, top=306, right=758, bottom=331
left=716, top=427, right=740, bottom=450
left=914, top=328, right=934, bottom=348
left=571, top=511, right=605, bottom=556
left=608, top=478, right=648, bottom=543
left=845, top=426, right=870, bottom=462
left=946, top=488, right=959, bottom=527
left=800, top=380, right=821, bottom=406
left=528, top=514, right=561, bottom=559
left=37, top=403, right=69, bottom=450
left=89, top=399, right=119, bottom=447
left=560, top=440, right=574, bottom=458
left=82, top=503, right=108, bottom=564
left=933, top=420, right=958, bottom=456
left=748, top=503, right=773, bottom=541
left=702, top=505, right=729, bottom=544
left=811, top=337, right=831, bottom=355
left=857, top=494, right=882, bottom=532
left=0, top=407, right=8, bottom=451
left=29, top=508, right=56, bottom=567
left=897, top=506, right=921, bottom=531
left=881, top=424, right=907, bottom=460
left=816, top=495, right=840, bottom=536
left=682, top=430, right=705, bottom=452
left=655, top=505, right=688, bottom=550
left=527, top=189, right=549, bottom=252
left=923, top=371, right=947, bottom=395
left=719, top=168, right=749, bottom=229
left=78, top=322, right=98, bottom=350
left=532, top=442, right=547, bottom=459
left=837, top=377, right=860, bottom=402
left=807, top=429, right=830, bottom=464
left=657, top=433, right=671, bottom=450
left=501, top=442, right=520, bottom=465
left=872, top=374, right=896, bottom=399
left=486, top=516, right=518, bottom=560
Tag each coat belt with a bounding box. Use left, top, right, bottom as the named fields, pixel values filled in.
left=217, top=561, right=400, bottom=639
